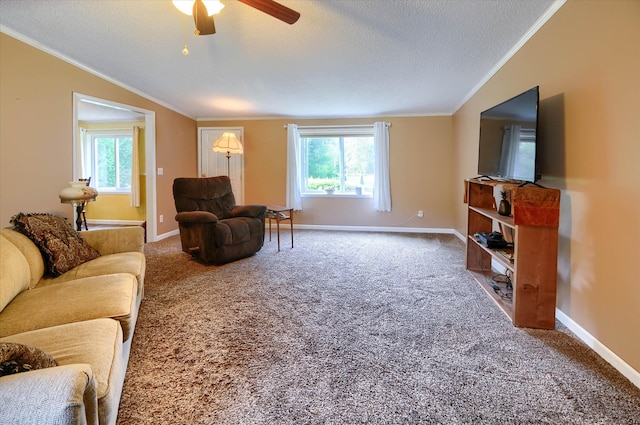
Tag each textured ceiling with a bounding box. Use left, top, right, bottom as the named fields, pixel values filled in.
left=0, top=0, right=560, bottom=120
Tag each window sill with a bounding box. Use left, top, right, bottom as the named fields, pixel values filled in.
left=96, top=190, right=132, bottom=195
left=302, top=193, right=371, bottom=199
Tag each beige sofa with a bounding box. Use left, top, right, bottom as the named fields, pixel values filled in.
left=0, top=226, right=145, bottom=425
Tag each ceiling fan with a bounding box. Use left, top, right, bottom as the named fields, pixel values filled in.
left=173, top=0, right=300, bottom=36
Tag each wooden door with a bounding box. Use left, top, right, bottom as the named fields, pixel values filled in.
left=198, top=127, right=244, bottom=204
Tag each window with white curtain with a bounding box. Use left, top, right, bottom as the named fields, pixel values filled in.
left=299, top=126, right=374, bottom=196
left=287, top=122, right=390, bottom=211
left=498, top=126, right=536, bottom=181
left=83, top=130, right=133, bottom=193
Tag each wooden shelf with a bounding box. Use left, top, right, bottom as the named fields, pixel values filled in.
left=469, top=206, right=515, bottom=229
left=468, top=235, right=514, bottom=272
left=465, top=179, right=560, bottom=329
left=466, top=268, right=514, bottom=321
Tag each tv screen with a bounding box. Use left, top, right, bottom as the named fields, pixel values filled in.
left=477, top=86, right=539, bottom=182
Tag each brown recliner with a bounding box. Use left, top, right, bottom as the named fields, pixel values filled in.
left=173, top=176, right=267, bottom=265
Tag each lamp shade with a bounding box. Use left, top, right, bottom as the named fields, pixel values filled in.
left=213, top=132, right=244, bottom=155
left=173, top=0, right=224, bottom=16
left=59, top=181, right=98, bottom=203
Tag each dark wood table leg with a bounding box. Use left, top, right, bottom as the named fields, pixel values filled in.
left=290, top=210, right=294, bottom=248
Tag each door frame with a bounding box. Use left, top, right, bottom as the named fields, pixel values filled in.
left=198, top=126, right=245, bottom=204
left=72, top=93, right=158, bottom=242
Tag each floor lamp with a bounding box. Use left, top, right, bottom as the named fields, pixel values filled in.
left=212, top=132, right=244, bottom=176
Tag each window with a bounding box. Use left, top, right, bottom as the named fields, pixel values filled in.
left=287, top=122, right=390, bottom=211
left=512, top=128, right=536, bottom=180
left=300, top=128, right=374, bottom=195
left=84, top=131, right=133, bottom=193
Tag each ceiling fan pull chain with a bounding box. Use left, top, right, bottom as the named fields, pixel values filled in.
left=182, top=15, right=190, bottom=55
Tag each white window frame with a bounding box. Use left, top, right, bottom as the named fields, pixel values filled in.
left=84, top=129, right=133, bottom=194
left=299, top=125, right=374, bottom=198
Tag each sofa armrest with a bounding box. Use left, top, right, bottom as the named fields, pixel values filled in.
left=0, top=363, right=98, bottom=425
left=80, top=227, right=144, bottom=255
left=175, top=211, right=219, bottom=223
left=229, top=204, right=267, bottom=219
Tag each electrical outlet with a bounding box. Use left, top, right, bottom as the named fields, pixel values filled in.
left=159, top=214, right=164, bottom=223
left=418, top=210, right=424, bottom=218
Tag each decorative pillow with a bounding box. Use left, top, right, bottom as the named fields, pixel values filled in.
left=10, top=213, right=100, bottom=276
left=0, top=342, right=58, bottom=377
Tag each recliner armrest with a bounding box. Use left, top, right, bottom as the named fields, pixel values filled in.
left=229, top=205, right=267, bottom=218
left=175, top=211, right=219, bottom=223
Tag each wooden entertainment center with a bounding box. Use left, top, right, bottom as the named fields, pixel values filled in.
left=465, top=178, right=560, bottom=329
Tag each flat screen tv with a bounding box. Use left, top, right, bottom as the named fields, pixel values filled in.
left=477, top=86, right=540, bottom=182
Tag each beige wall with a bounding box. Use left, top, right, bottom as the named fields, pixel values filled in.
left=0, top=33, right=197, bottom=235
left=155, top=110, right=197, bottom=235
left=453, top=0, right=639, bottom=372
left=199, top=116, right=455, bottom=229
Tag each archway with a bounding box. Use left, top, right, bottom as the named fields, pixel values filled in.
left=73, top=93, right=157, bottom=242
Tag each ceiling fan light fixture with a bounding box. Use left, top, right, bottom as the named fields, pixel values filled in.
left=172, top=0, right=224, bottom=16
left=203, top=0, right=225, bottom=15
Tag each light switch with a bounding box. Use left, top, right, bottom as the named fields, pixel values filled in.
left=157, top=167, right=164, bottom=175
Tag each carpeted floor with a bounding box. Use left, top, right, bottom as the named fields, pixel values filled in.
left=116, top=230, right=640, bottom=425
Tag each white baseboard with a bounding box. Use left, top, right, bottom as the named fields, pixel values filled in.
left=87, top=219, right=145, bottom=226
left=157, top=229, right=179, bottom=241
left=555, top=309, right=640, bottom=389
left=453, top=229, right=466, bottom=242
left=288, top=224, right=458, bottom=234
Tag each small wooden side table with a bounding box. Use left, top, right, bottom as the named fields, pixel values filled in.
left=266, top=205, right=293, bottom=252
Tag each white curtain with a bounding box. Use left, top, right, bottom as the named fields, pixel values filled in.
left=130, top=126, right=141, bottom=207
left=498, top=125, right=521, bottom=177
left=372, top=121, right=391, bottom=212
left=79, top=128, right=90, bottom=179
left=285, top=124, right=303, bottom=211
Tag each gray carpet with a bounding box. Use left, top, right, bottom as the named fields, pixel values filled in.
left=117, top=230, right=640, bottom=425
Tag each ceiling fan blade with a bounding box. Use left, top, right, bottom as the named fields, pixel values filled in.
left=238, top=0, right=300, bottom=25
left=193, top=0, right=216, bottom=35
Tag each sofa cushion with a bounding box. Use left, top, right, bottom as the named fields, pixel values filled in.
left=0, top=229, right=46, bottom=289
left=79, top=226, right=145, bottom=256
left=0, top=318, right=124, bottom=425
left=0, top=235, right=31, bottom=311
left=38, top=252, right=146, bottom=298
left=11, top=213, right=100, bottom=277
left=216, top=217, right=265, bottom=247
left=0, top=273, right=138, bottom=341
left=0, top=342, right=58, bottom=377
